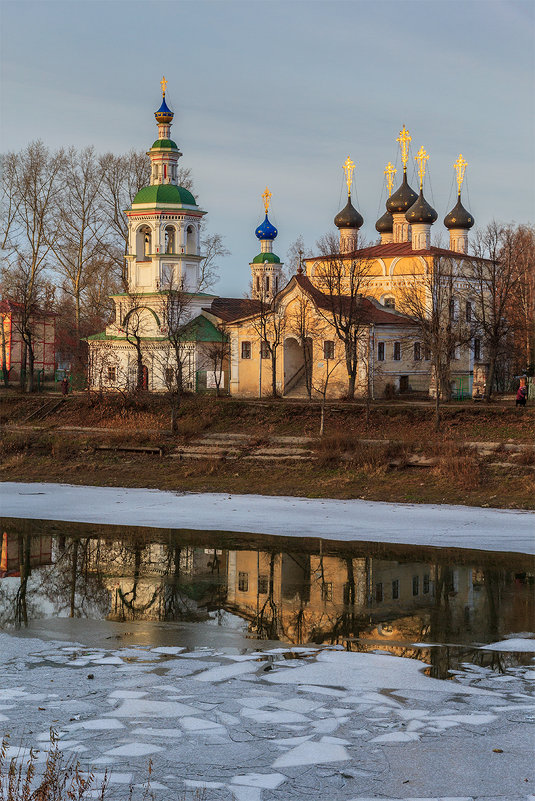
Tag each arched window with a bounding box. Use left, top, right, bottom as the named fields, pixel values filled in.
left=384, top=296, right=395, bottom=309
left=137, top=225, right=151, bottom=260
left=165, top=226, right=175, bottom=254
left=186, top=225, right=196, bottom=255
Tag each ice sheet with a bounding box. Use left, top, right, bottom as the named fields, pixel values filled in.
left=3, top=482, right=533, bottom=554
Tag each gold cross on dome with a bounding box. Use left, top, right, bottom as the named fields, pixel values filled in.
left=396, top=124, right=412, bottom=169
left=262, top=186, right=272, bottom=214
left=454, top=154, right=468, bottom=195
left=384, top=162, right=397, bottom=197
left=343, top=156, right=355, bottom=196
left=160, top=76, right=168, bottom=96
left=415, top=145, right=429, bottom=189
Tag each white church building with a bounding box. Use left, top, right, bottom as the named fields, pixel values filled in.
left=87, top=80, right=223, bottom=392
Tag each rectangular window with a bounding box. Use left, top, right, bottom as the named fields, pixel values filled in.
left=412, top=576, right=419, bottom=596
left=473, top=338, right=481, bottom=360
left=323, top=340, right=335, bottom=360
left=423, top=574, right=430, bottom=594
left=377, top=342, right=385, bottom=361
left=165, top=367, right=174, bottom=386
left=238, top=572, right=249, bottom=592
left=260, top=341, right=270, bottom=359
left=465, top=301, right=472, bottom=322
left=423, top=346, right=431, bottom=360
left=384, top=297, right=396, bottom=308
left=321, top=582, right=333, bottom=602
left=375, top=582, right=383, bottom=603
left=392, top=579, right=399, bottom=600
left=107, top=366, right=116, bottom=383
left=258, top=575, right=268, bottom=594
left=241, top=341, right=251, bottom=360
left=414, top=342, right=421, bottom=361
left=393, top=342, right=401, bottom=361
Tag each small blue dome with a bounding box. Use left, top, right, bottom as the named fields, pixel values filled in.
left=155, top=97, right=174, bottom=124
left=255, top=214, right=278, bottom=241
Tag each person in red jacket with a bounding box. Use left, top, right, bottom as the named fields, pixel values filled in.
left=516, top=385, right=527, bottom=407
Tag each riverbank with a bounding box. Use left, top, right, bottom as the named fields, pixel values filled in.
left=2, top=394, right=534, bottom=509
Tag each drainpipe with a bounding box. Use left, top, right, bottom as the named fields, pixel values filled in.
left=370, top=324, right=375, bottom=401
left=258, top=336, right=262, bottom=398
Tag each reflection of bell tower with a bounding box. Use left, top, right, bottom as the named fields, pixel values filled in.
left=250, top=187, right=283, bottom=301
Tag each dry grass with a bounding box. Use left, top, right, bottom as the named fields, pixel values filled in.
left=0, top=732, right=207, bottom=800
left=432, top=452, right=482, bottom=490
left=517, top=446, right=535, bottom=466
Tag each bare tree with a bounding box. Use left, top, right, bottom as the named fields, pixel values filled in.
left=50, top=147, right=108, bottom=342
left=249, top=285, right=286, bottom=398
left=201, top=325, right=229, bottom=397
left=198, top=228, right=229, bottom=293
left=122, top=296, right=150, bottom=392
left=400, top=254, right=473, bottom=430
left=0, top=141, right=63, bottom=391
left=157, top=270, right=198, bottom=432
left=470, top=222, right=527, bottom=401
left=313, top=232, right=373, bottom=399
left=510, top=224, right=535, bottom=375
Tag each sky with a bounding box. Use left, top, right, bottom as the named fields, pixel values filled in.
left=1, top=0, right=534, bottom=296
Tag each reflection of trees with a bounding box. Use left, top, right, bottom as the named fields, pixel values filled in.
left=38, top=536, right=110, bottom=619
left=253, top=553, right=280, bottom=640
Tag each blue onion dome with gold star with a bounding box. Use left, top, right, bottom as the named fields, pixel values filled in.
left=386, top=171, right=418, bottom=213
left=154, top=95, right=174, bottom=125
left=255, top=214, right=278, bottom=241
left=375, top=209, right=394, bottom=234
left=405, top=190, right=438, bottom=225
left=334, top=195, right=363, bottom=229
left=444, top=196, right=474, bottom=230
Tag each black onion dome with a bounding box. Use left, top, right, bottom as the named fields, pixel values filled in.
left=375, top=209, right=394, bottom=234
left=405, top=190, right=438, bottom=224
left=444, top=196, right=475, bottom=230
left=386, top=171, right=418, bottom=213
left=334, top=195, right=363, bottom=229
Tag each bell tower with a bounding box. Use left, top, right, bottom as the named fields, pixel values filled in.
left=250, top=187, right=283, bottom=301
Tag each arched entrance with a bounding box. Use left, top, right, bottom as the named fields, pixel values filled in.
left=283, top=337, right=311, bottom=395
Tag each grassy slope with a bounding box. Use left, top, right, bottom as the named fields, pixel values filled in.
left=1, top=393, right=534, bottom=509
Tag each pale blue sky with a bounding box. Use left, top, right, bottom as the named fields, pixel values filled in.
left=2, top=0, right=534, bottom=295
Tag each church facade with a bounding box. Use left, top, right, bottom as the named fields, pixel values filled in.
left=88, top=87, right=485, bottom=401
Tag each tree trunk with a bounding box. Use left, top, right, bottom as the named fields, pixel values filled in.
left=271, top=351, right=278, bottom=398
left=171, top=399, right=178, bottom=435
left=20, top=341, right=27, bottom=390
left=26, top=336, right=35, bottom=393
left=70, top=539, right=79, bottom=618
left=347, top=371, right=356, bottom=399
left=484, top=350, right=496, bottom=403
left=0, top=321, right=9, bottom=387
left=320, top=397, right=325, bottom=436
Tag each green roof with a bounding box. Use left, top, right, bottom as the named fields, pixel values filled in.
left=252, top=252, right=281, bottom=264
left=151, top=139, right=178, bottom=150
left=132, top=184, right=197, bottom=207
left=180, top=315, right=226, bottom=342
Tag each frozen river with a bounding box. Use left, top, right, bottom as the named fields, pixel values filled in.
left=0, top=483, right=534, bottom=800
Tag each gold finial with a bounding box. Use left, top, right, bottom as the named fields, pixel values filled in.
left=415, top=145, right=429, bottom=190
left=160, top=76, right=168, bottom=96
left=262, top=186, right=272, bottom=214
left=454, top=153, right=468, bottom=196
left=384, top=162, right=397, bottom=197
left=396, top=124, right=412, bottom=170
left=343, top=156, right=355, bottom=197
